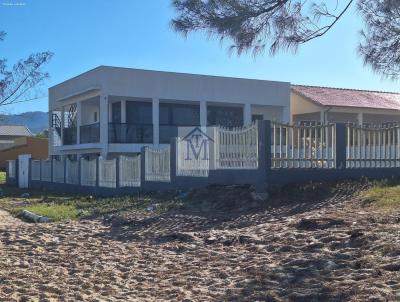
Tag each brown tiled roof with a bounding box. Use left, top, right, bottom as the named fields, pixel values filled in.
left=292, top=85, right=400, bottom=110
left=0, top=125, right=33, bottom=137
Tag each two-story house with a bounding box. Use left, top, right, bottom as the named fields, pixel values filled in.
left=49, top=66, right=290, bottom=158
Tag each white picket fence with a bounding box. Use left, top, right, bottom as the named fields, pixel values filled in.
left=346, top=124, right=400, bottom=168
left=7, top=160, right=16, bottom=178
left=41, top=160, right=52, bottom=182
left=80, top=158, right=96, bottom=186
left=31, top=160, right=41, bottom=181
left=66, top=159, right=79, bottom=184
left=119, top=155, right=141, bottom=187
left=214, top=123, right=258, bottom=169
left=98, top=158, right=116, bottom=188
left=176, top=137, right=209, bottom=177
left=145, top=147, right=171, bottom=182
left=271, top=122, right=336, bottom=169
left=53, top=159, right=65, bottom=183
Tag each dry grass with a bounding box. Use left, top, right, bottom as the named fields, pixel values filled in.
left=0, top=185, right=178, bottom=222
left=0, top=172, right=6, bottom=185
left=361, top=185, right=400, bottom=209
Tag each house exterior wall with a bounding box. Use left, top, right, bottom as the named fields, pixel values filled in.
left=362, top=113, right=400, bottom=125
left=327, top=112, right=358, bottom=124
left=292, top=112, right=321, bottom=124
left=50, top=67, right=290, bottom=109
left=0, top=137, right=48, bottom=170
left=291, top=90, right=400, bottom=125
left=49, top=66, right=291, bottom=157
left=290, top=91, right=322, bottom=117
left=251, top=105, right=285, bottom=122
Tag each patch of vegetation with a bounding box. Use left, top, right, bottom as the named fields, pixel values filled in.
left=0, top=185, right=180, bottom=222
left=0, top=172, right=6, bottom=185
left=361, top=185, right=400, bottom=209
left=11, top=203, right=79, bottom=221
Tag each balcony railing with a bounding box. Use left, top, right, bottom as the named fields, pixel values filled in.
left=80, top=123, right=100, bottom=144
left=108, top=123, right=153, bottom=144
left=63, top=127, right=77, bottom=145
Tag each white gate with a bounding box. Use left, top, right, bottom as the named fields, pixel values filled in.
left=214, top=123, right=258, bottom=169
left=18, top=154, right=31, bottom=188
left=119, top=155, right=141, bottom=187
left=145, top=147, right=171, bottom=182
left=99, top=158, right=116, bottom=188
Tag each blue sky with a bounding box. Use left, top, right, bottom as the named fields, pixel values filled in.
left=1, top=0, right=399, bottom=114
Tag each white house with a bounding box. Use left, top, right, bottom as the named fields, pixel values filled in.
left=48, top=66, right=290, bottom=158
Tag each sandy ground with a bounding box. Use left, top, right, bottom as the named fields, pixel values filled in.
left=0, top=186, right=400, bottom=302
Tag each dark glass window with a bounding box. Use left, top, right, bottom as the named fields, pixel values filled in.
left=126, top=101, right=152, bottom=124
left=159, top=103, right=200, bottom=126
left=112, top=102, right=121, bottom=123
left=159, top=103, right=200, bottom=144
left=207, top=106, right=243, bottom=127
left=159, top=105, right=170, bottom=125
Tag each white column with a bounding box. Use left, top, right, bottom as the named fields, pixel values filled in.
left=243, top=103, right=252, bottom=126
left=108, top=102, right=112, bottom=122
left=200, top=101, right=207, bottom=129
left=99, top=94, right=109, bottom=157
left=357, top=112, right=363, bottom=126
left=121, top=100, right=126, bottom=123
left=152, top=98, right=159, bottom=146
left=76, top=101, right=82, bottom=144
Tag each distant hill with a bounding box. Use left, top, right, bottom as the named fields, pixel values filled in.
left=0, top=111, right=48, bottom=134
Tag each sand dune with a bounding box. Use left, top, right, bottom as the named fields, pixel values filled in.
left=0, top=187, right=399, bottom=301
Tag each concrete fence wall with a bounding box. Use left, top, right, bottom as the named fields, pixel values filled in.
left=7, top=121, right=400, bottom=196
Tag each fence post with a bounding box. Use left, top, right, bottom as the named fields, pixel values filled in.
left=15, top=158, right=19, bottom=186
left=63, top=156, right=67, bottom=184
left=170, top=137, right=178, bottom=186
left=50, top=156, right=54, bottom=183
left=116, top=156, right=120, bottom=189
left=96, top=157, right=100, bottom=187
left=140, top=146, right=147, bottom=188
left=335, top=123, right=347, bottom=169
left=28, top=158, right=32, bottom=188
left=5, top=161, right=9, bottom=185
left=209, top=127, right=217, bottom=170
left=255, top=120, right=271, bottom=192
left=78, top=156, right=82, bottom=186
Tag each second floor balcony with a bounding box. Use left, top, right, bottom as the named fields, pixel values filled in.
left=108, top=123, right=153, bottom=144
left=58, top=123, right=100, bottom=146
left=80, top=123, right=100, bottom=144
left=63, top=127, right=77, bottom=145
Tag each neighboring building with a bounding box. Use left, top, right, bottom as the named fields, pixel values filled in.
left=291, top=85, right=400, bottom=126
left=0, top=137, right=48, bottom=170
left=49, top=66, right=290, bottom=158
left=0, top=125, right=33, bottom=150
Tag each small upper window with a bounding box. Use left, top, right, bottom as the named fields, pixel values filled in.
left=94, top=112, right=98, bottom=123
